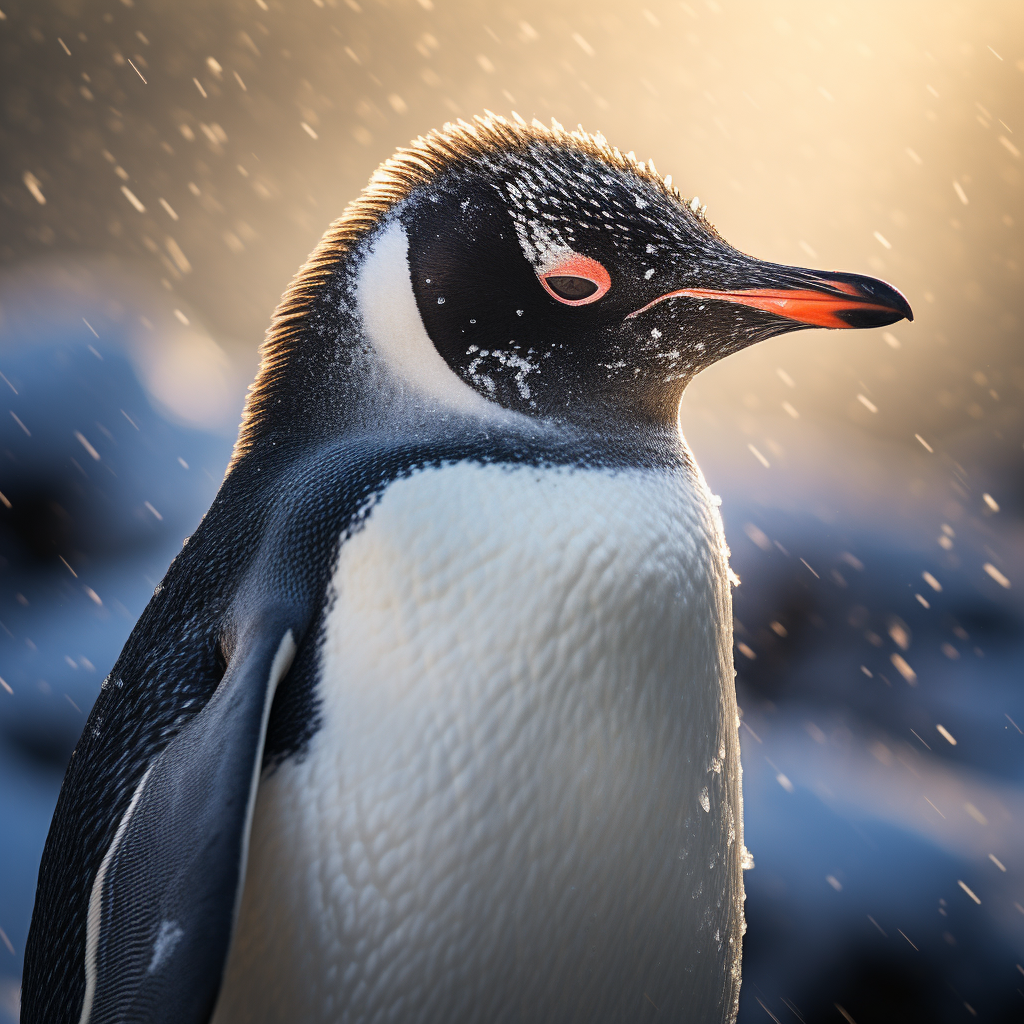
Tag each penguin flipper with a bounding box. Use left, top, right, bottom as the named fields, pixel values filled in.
left=76, top=615, right=297, bottom=1024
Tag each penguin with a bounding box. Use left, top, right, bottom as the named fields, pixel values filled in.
left=21, top=114, right=912, bottom=1024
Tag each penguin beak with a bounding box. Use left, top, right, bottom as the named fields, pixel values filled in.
left=627, top=267, right=913, bottom=330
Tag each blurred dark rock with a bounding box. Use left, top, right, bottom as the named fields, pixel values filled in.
left=718, top=441, right=1024, bottom=1021
left=0, top=271, right=239, bottom=1005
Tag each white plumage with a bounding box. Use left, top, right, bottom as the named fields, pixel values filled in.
left=215, top=457, right=740, bottom=1023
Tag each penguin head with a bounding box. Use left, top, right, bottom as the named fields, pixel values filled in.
left=394, top=117, right=911, bottom=428
left=238, top=115, right=912, bottom=455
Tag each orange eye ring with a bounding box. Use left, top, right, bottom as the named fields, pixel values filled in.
left=539, top=253, right=611, bottom=306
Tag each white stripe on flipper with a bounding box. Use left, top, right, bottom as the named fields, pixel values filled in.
left=79, top=762, right=155, bottom=1024
left=232, top=630, right=297, bottom=931
left=79, top=630, right=297, bottom=1024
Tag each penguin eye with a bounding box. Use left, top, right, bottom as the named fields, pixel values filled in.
left=538, top=252, right=611, bottom=306
left=545, top=276, right=599, bottom=301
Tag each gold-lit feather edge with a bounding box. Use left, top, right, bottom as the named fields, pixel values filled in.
left=230, top=112, right=686, bottom=467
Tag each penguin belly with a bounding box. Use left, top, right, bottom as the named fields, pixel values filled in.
left=213, top=458, right=744, bottom=1024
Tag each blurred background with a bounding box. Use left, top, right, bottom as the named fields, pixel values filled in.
left=0, top=0, right=1021, bottom=1020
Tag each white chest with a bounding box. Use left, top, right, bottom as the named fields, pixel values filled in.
left=214, top=458, right=743, bottom=1024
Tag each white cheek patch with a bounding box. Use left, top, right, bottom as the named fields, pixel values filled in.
left=355, top=220, right=496, bottom=417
